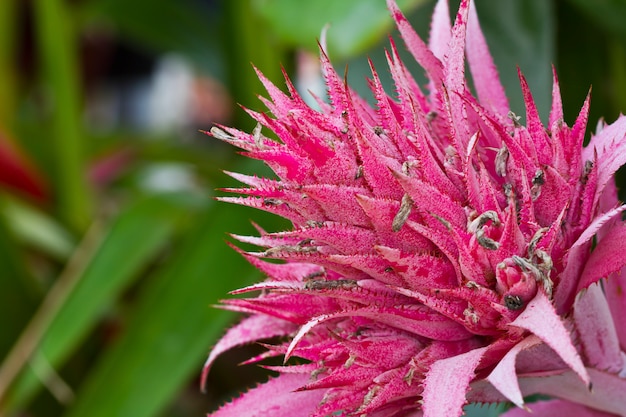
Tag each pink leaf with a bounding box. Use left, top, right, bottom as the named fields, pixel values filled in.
left=584, top=114, right=626, bottom=202
left=421, top=346, right=488, bottom=417
left=574, top=282, right=623, bottom=373
left=509, top=292, right=590, bottom=387
left=202, top=315, right=296, bottom=390
left=517, top=369, right=626, bottom=415
left=578, top=222, right=626, bottom=292
left=208, top=373, right=324, bottom=417
left=486, top=335, right=542, bottom=407
left=555, top=204, right=626, bottom=312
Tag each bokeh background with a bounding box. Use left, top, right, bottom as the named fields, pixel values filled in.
left=1, top=1, right=625, bottom=416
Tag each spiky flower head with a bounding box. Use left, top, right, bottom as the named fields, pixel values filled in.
left=204, top=1, right=626, bottom=416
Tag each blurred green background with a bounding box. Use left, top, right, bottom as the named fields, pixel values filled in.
left=0, top=1, right=625, bottom=416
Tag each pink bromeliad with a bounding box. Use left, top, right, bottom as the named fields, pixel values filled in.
left=203, top=0, right=626, bottom=416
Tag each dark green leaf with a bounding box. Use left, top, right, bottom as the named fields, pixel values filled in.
left=3, top=192, right=205, bottom=412
left=62, top=198, right=265, bottom=417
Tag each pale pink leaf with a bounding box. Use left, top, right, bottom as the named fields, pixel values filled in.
left=517, top=369, right=626, bottom=415
left=208, top=373, right=324, bottom=417
left=422, top=346, right=488, bottom=417
left=509, top=291, right=590, bottom=387
left=486, top=335, right=542, bottom=407
left=578, top=222, right=626, bottom=292
left=202, top=315, right=296, bottom=390
left=574, top=282, right=623, bottom=373
left=584, top=114, right=626, bottom=201
left=555, top=204, right=626, bottom=312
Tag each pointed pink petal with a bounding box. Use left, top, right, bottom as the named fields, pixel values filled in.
left=548, top=66, right=564, bottom=127
left=465, top=0, right=509, bottom=118
left=519, top=70, right=552, bottom=165
left=509, top=292, right=590, bottom=387
left=486, top=335, right=542, bottom=407
left=574, top=282, right=623, bottom=373
left=421, top=346, right=488, bottom=417
left=202, top=315, right=297, bottom=390
left=501, top=399, right=617, bottom=417
left=208, top=373, right=324, bottom=417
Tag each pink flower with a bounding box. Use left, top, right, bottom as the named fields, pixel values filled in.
left=203, top=0, right=626, bottom=416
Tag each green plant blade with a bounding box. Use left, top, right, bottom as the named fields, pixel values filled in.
left=0, top=200, right=39, bottom=361
left=2, top=192, right=205, bottom=412
left=62, top=201, right=262, bottom=417
left=33, top=0, right=91, bottom=230
left=255, top=0, right=427, bottom=59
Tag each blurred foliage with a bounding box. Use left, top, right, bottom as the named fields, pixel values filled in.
left=0, top=1, right=625, bottom=417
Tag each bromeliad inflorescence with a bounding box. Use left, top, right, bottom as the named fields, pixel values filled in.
left=203, top=1, right=626, bottom=416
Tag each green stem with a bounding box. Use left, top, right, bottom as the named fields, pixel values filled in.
left=33, top=0, right=91, bottom=231
left=0, top=0, right=17, bottom=131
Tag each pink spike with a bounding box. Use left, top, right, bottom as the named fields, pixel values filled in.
left=549, top=66, right=564, bottom=127
left=518, top=69, right=553, bottom=165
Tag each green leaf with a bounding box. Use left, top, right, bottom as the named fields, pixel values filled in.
left=0, top=200, right=39, bottom=361
left=33, top=0, right=91, bottom=230
left=62, top=199, right=264, bottom=417
left=1, top=192, right=205, bottom=412
left=255, top=0, right=428, bottom=59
